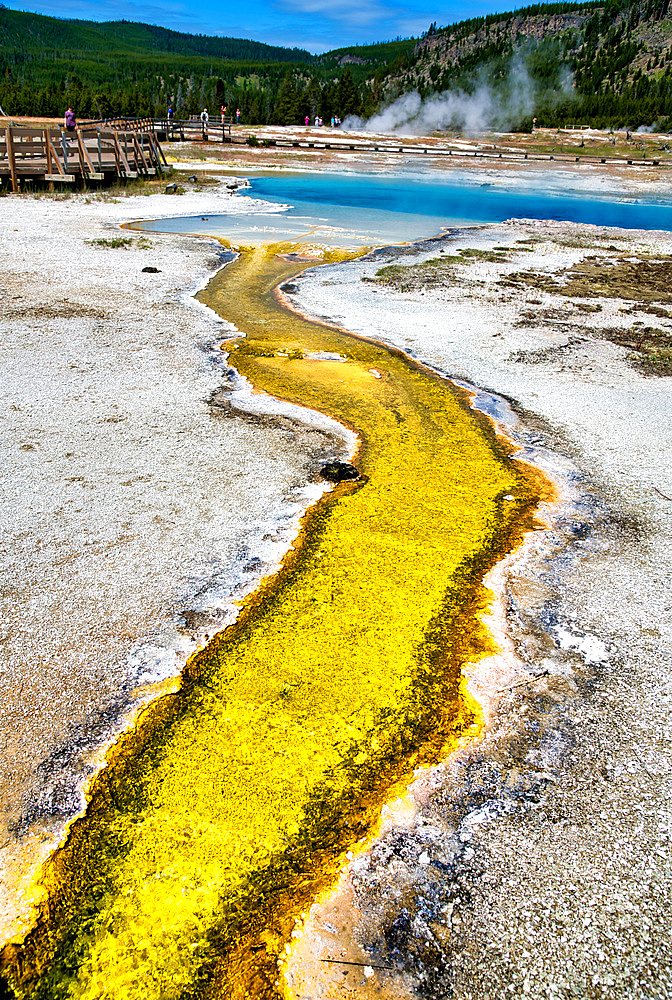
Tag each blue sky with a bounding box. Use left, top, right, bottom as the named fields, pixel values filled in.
left=3, top=0, right=512, bottom=53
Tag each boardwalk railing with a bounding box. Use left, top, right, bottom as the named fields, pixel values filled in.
left=0, top=126, right=166, bottom=191
left=162, top=118, right=233, bottom=142
left=85, top=116, right=156, bottom=132
left=83, top=116, right=234, bottom=143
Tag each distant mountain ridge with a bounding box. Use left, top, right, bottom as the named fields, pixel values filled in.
left=0, top=9, right=312, bottom=62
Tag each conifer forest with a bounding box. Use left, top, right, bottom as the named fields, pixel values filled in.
left=1, top=0, right=671, bottom=129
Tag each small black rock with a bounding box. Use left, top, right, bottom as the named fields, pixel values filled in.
left=165, top=182, right=177, bottom=193
left=142, top=266, right=161, bottom=273
left=320, top=461, right=360, bottom=483
left=188, top=174, right=198, bottom=182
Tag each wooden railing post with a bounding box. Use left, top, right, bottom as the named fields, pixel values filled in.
left=76, top=128, right=96, bottom=178
left=43, top=128, right=54, bottom=191
left=132, top=132, right=149, bottom=173
left=60, top=132, right=69, bottom=171
left=44, top=128, right=52, bottom=174
left=112, top=132, right=131, bottom=174
left=148, top=133, right=166, bottom=170
left=5, top=127, right=17, bottom=192
left=110, top=131, right=122, bottom=173
left=45, top=131, right=66, bottom=179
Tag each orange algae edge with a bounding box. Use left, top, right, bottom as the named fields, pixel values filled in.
left=1, top=241, right=549, bottom=1000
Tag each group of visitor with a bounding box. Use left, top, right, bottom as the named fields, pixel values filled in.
left=305, top=116, right=342, bottom=127
left=164, top=106, right=241, bottom=127
left=200, top=107, right=241, bottom=126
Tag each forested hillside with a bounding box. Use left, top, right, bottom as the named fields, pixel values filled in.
left=394, top=0, right=672, bottom=128
left=0, top=8, right=404, bottom=123
left=0, top=10, right=312, bottom=63
left=1, top=1, right=672, bottom=129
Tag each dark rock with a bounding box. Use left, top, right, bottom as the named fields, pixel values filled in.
left=320, top=461, right=360, bottom=483
left=0, top=971, right=15, bottom=1000
left=385, top=907, right=412, bottom=961
left=141, top=266, right=161, bottom=273
left=187, top=174, right=198, bottom=182
left=280, top=282, right=298, bottom=294
left=165, top=182, right=178, bottom=193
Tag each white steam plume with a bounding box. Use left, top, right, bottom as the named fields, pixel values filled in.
left=345, top=57, right=542, bottom=135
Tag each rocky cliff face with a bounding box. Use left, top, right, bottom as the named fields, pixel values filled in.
left=415, top=12, right=589, bottom=65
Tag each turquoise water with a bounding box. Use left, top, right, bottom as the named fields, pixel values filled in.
left=138, top=170, right=672, bottom=245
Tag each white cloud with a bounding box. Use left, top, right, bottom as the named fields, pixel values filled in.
left=275, top=0, right=387, bottom=27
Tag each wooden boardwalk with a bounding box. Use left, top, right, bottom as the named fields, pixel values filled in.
left=141, top=117, right=666, bottom=168
left=0, top=126, right=166, bottom=191
left=3, top=118, right=664, bottom=187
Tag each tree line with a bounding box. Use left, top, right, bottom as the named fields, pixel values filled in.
left=0, top=8, right=393, bottom=123
left=2, top=1, right=672, bottom=130
left=0, top=65, right=376, bottom=124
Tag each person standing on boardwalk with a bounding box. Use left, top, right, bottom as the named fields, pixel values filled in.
left=200, top=107, right=209, bottom=135
left=236, top=108, right=240, bottom=124
left=221, top=105, right=227, bottom=123
left=64, top=107, right=76, bottom=132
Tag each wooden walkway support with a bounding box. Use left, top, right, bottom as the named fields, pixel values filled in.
left=0, top=126, right=166, bottom=191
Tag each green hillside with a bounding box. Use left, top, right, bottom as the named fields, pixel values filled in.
left=0, top=8, right=407, bottom=122
left=0, top=9, right=312, bottom=64
left=317, top=38, right=417, bottom=78
left=391, top=0, right=672, bottom=129
left=2, top=2, right=672, bottom=129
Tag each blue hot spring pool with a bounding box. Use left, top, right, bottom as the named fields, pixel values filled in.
left=135, top=169, right=672, bottom=246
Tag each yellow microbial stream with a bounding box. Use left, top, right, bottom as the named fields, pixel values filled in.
left=1, top=242, right=545, bottom=1000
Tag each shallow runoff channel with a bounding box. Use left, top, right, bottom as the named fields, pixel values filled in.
left=9, top=165, right=664, bottom=999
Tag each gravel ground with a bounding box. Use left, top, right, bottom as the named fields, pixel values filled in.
left=283, top=222, right=672, bottom=1000
left=0, top=180, right=351, bottom=941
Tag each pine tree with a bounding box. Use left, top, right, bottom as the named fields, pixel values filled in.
left=273, top=70, right=300, bottom=124
left=335, top=68, right=359, bottom=117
